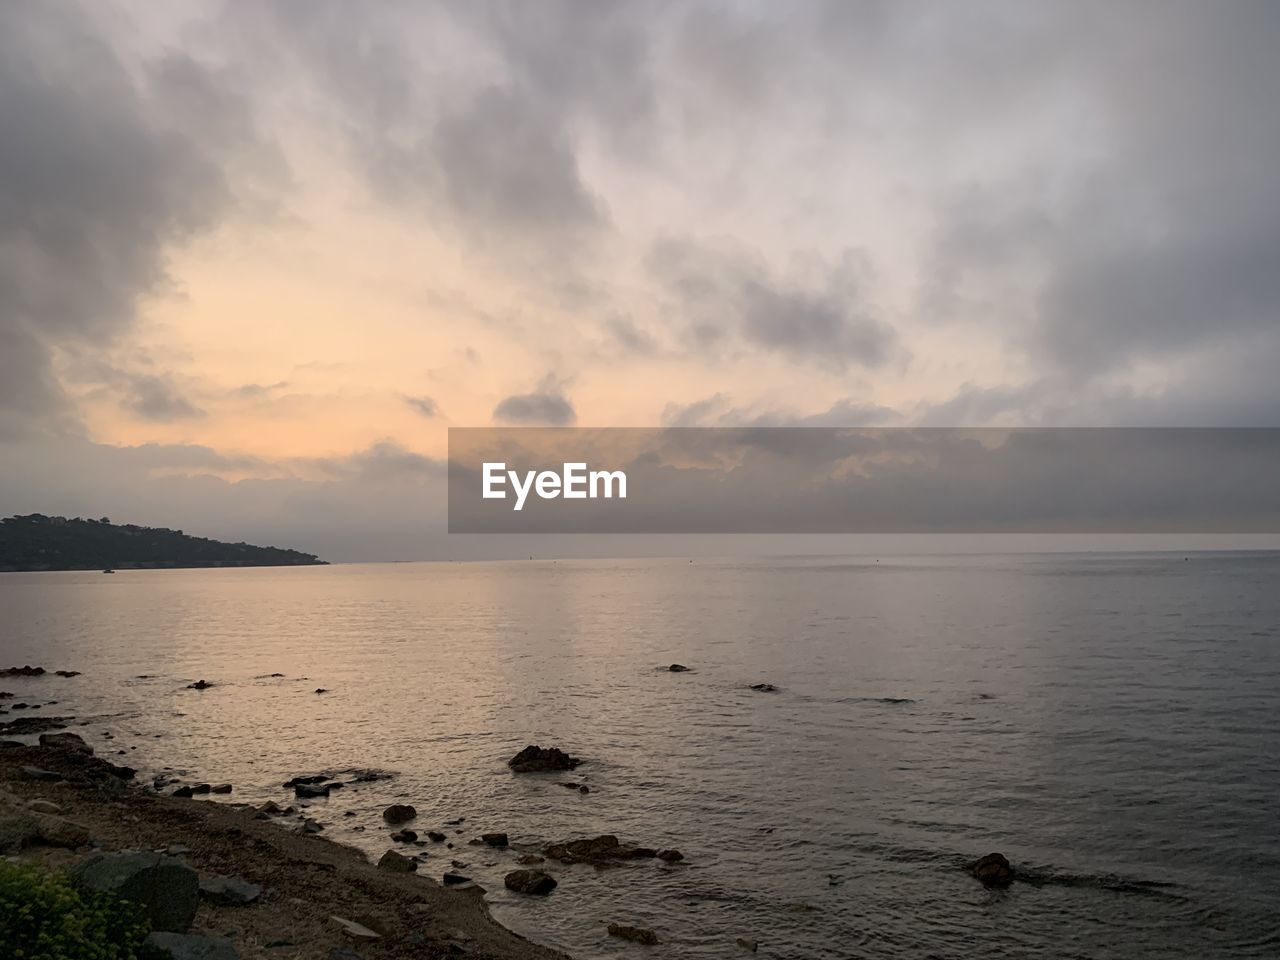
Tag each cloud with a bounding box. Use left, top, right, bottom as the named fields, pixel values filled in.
left=493, top=376, right=577, bottom=426
left=648, top=239, right=900, bottom=370
left=121, top=374, right=205, bottom=422
left=0, top=1, right=276, bottom=435
left=404, top=395, right=440, bottom=419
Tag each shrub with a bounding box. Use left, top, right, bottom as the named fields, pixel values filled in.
left=0, top=860, right=156, bottom=960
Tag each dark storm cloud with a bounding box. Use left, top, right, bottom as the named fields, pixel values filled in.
left=921, top=2, right=1280, bottom=414
left=0, top=1, right=273, bottom=436
left=648, top=239, right=899, bottom=370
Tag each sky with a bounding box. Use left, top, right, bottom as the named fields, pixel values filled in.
left=2, top=1, right=1279, bottom=559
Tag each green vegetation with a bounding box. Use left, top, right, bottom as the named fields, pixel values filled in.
left=0, top=514, right=326, bottom=572
left=0, top=860, right=158, bottom=960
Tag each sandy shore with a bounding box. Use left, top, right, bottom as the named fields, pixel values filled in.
left=0, top=740, right=570, bottom=960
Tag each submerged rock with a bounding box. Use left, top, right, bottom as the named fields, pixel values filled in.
left=295, top=782, right=331, bottom=799
left=426, top=830, right=447, bottom=842
left=544, top=835, right=659, bottom=866
left=185, top=680, right=214, bottom=690
left=0, top=665, right=46, bottom=677
left=735, top=938, right=759, bottom=952
left=507, top=744, right=583, bottom=773
left=504, top=869, right=557, bottom=895
left=382, top=803, right=417, bottom=824
left=656, top=849, right=684, bottom=862
left=668, top=664, right=690, bottom=672
left=74, top=852, right=199, bottom=933
left=390, top=828, right=417, bottom=842
left=481, top=832, right=509, bottom=847
left=608, top=923, right=659, bottom=945
left=748, top=683, right=778, bottom=693
left=972, top=852, right=1014, bottom=887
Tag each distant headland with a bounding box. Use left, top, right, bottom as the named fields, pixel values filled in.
left=0, top=514, right=326, bottom=572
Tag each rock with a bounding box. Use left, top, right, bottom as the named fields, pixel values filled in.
left=329, top=915, right=381, bottom=940
left=256, top=801, right=282, bottom=816
left=608, top=923, right=659, bottom=945
left=302, top=818, right=324, bottom=834
left=748, top=683, right=778, bottom=693
left=0, top=665, right=46, bottom=677
left=185, top=680, right=214, bottom=690
left=390, top=829, right=417, bottom=842
left=190, top=784, right=211, bottom=795
left=20, top=766, right=63, bottom=782
left=668, top=663, right=690, bottom=672
left=971, top=852, right=1014, bottom=887
left=211, top=784, right=233, bottom=794
left=735, top=938, right=759, bottom=952
left=516, top=854, right=545, bottom=865
left=38, top=731, right=92, bottom=753
left=295, top=782, right=331, bottom=799
left=442, top=872, right=472, bottom=885
left=54, top=670, right=81, bottom=678
left=199, top=875, right=262, bottom=905
left=378, top=849, right=417, bottom=873
left=504, top=869, right=557, bottom=895
left=507, top=744, right=583, bottom=773
left=283, top=774, right=330, bottom=787
left=656, top=849, right=684, bottom=862
left=74, top=852, right=199, bottom=933
left=481, top=832, right=509, bottom=847
left=3, top=716, right=75, bottom=735
left=0, top=808, right=90, bottom=851
left=173, top=786, right=195, bottom=798
left=329, top=950, right=363, bottom=960
left=579, top=785, right=590, bottom=794
left=426, top=830, right=446, bottom=842
left=382, top=803, right=417, bottom=824
left=27, top=799, right=61, bottom=814
left=145, top=932, right=238, bottom=960
left=544, top=835, right=659, bottom=866
left=315, top=688, right=328, bottom=693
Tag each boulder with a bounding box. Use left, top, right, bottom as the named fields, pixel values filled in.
left=39, top=732, right=92, bottom=754
left=199, top=875, right=262, bottom=905
left=656, top=849, right=684, bottom=862
left=390, top=828, right=417, bottom=842
left=145, top=932, right=238, bottom=960
left=668, top=664, right=690, bottom=672
left=481, top=832, right=509, bottom=847
left=507, top=744, right=583, bottom=773
left=608, top=923, right=659, bottom=945
left=378, top=849, right=416, bottom=873
left=0, top=808, right=90, bottom=852
left=971, top=852, right=1014, bottom=887
left=425, top=830, right=446, bottom=842
left=295, top=782, right=331, bottom=799
left=211, top=784, right=233, bottom=794
left=504, top=869, right=557, bottom=895
left=74, top=852, right=199, bottom=933
left=382, top=804, right=417, bottom=824
left=441, top=872, right=471, bottom=885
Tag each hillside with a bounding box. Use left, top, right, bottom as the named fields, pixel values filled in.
left=0, top=514, right=326, bottom=571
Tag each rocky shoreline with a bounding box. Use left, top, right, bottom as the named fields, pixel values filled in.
left=0, top=738, right=572, bottom=960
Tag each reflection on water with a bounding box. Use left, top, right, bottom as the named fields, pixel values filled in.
left=2, top=554, right=1279, bottom=958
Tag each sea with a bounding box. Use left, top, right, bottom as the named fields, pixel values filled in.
left=2, top=553, right=1278, bottom=959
